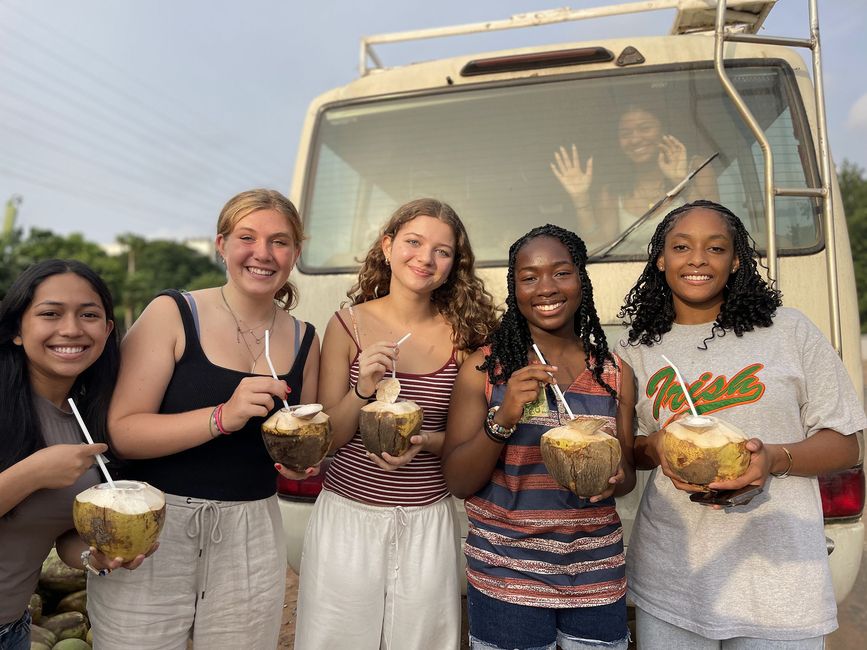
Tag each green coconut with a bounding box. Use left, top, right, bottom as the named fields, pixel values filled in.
left=73, top=480, right=165, bottom=562
left=662, top=415, right=750, bottom=486
left=261, top=404, right=332, bottom=471
left=540, top=416, right=621, bottom=497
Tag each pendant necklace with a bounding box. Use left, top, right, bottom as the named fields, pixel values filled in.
left=220, top=286, right=278, bottom=372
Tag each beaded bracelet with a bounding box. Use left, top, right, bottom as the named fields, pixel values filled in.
left=81, top=550, right=111, bottom=577
left=208, top=406, right=220, bottom=438
left=213, top=403, right=230, bottom=435
left=483, top=406, right=516, bottom=443
left=353, top=383, right=375, bottom=401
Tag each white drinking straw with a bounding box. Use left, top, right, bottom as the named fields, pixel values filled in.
left=67, top=397, right=115, bottom=488
left=264, top=330, right=291, bottom=410
left=392, top=332, right=411, bottom=378
left=661, top=354, right=700, bottom=418
left=531, top=344, right=575, bottom=419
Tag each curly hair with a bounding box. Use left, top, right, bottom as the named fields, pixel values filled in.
left=479, top=224, right=616, bottom=397
left=619, top=200, right=782, bottom=349
left=217, top=188, right=305, bottom=310
left=346, top=198, right=498, bottom=351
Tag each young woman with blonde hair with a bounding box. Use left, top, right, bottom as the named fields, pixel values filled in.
left=88, top=189, right=319, bottom=649
left=294, top=198, right=499, bottom=650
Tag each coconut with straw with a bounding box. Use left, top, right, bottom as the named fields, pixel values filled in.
left=260, top=331, right=332, bottom=471
left=533, top=345, right=622, bottom=497
left=68, top=398, right=166, bottom=562
left=359, top=333, right=424, bottom=457
left=659, top=355, right=750, bottom=488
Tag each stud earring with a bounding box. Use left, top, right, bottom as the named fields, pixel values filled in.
left=385, top=257, right=391, bottom=267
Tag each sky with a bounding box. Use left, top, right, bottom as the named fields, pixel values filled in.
left=1, top=0, right=865, bottom=245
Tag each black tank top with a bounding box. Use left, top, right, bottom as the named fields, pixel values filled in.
left=123, top=289, right=315, bottom=501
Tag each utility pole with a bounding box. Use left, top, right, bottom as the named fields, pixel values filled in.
left=3, top=195, right=22, bottom=237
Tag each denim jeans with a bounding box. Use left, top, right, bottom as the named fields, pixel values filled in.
left=467, top=583, right=629, bottom=650
left=0, top=610, right=31, bottom=650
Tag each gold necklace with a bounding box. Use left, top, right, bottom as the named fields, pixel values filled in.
left=220, top=286, right=278, bottom=372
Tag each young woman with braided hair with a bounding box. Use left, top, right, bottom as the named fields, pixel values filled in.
left=443, top=224, right=635, bottom=650
left=294, top=198, right=498, bottom=650
left=618, top=200, right=865, bottom=648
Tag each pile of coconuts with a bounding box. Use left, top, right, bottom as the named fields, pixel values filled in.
left=359, top=378, right=423, bottom=457
left=661, top=414, right=750, bottom=488
left=261, top=403, right=332, bottom=471
left=28, top=549, right=92, bottom=650
left=540, top=416, right=622, bottom=497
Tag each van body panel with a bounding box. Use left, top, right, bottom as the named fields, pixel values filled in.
left=280, top=9, right=863, bottom=603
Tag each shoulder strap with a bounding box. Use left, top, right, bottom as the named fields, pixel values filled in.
left=334, top=309, right=362, bottom=354
left=292, top=322, right=317, bottom=374
left=158, top=289, right=198, bottom=344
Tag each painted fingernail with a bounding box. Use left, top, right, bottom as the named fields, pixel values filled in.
left=275, top=463, right=283, bottom=471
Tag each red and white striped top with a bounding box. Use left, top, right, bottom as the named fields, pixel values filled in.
left=322, top=315, right=457, bottom=507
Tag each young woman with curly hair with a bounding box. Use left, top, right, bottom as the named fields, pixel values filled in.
left=443, top=224, right=635, bottom=650
left=618, top=200, right=865, bottom=648
left=294, top=198, right=499, bottom=650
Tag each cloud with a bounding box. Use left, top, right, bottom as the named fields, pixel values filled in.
left=847, top=93, right=867, bottom=131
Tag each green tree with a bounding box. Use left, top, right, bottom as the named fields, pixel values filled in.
left=839, top=160, right=867, bottom=332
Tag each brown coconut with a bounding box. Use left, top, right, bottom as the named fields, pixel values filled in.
left=73, top=480, right=165, bottom=562
left=261, top=404, right=332, bottom=471
left=359, top=378, right=423, bottom=456
left=540, top=417, right=621, bottom=497
left=662, top=415, right=750, bottom=486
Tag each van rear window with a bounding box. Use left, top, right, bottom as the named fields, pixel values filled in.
left=301, top=63, right=819, bottom=270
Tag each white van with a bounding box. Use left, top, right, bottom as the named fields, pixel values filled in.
left=277, top=0, right=865, bottom=604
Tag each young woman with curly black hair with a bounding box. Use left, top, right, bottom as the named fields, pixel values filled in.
left=618, top=200, right=865, bottom=648
left=443, top=224, right=635, bottom=650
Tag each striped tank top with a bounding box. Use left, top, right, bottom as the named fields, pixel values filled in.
left=322, top=312, right=456, bottom=507
left=464, top=350, right=626, bottom=608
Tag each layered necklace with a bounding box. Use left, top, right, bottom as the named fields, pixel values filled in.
left=220, top=286, right=278, bottom=372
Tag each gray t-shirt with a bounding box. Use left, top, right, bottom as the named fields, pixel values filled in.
left=0, top=396, right=100, bottom=624
left=618, top=308, right=867, bottom=641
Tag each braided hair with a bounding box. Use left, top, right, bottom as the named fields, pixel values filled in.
left=479, top=224, right=617, bottom=397
left=619, top=199, right=782, bottom=348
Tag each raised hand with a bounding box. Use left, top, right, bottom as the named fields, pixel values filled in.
left=354, top=340, right=399, bottom=397
left=496, top=364, right=557, bottom=430
left=657, top=134, right=688, bottom=182
left=221, top=376, right=290, bottom=432
left=30, top=443, right=109, bottom=489
left=551, top=145, right=593, bottom=201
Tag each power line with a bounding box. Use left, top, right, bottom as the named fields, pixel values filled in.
left=0, top=49, right=270, bottom=194
left=0, top=4, right=280, bottom=181
left=0, top=153, right=217, bottom=229
left=0, top=96, right=227, bottom=208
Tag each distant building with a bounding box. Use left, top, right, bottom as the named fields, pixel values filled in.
left=99, top=237, right=216, bottom=261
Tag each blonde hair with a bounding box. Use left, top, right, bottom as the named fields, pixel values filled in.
left=347, top=198, right=498, bottom=351
left=217, top=189, right=304, bottom=309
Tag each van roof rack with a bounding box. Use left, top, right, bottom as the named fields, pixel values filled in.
left=359, top=0, right=777, bottom=75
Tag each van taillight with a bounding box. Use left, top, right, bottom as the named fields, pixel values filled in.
left=275, top=458, right=330, bottom=500
left=819, top=467, right=865, bottom=519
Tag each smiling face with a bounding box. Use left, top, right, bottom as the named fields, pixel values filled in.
left=15, top=273, right=114, bottom=402
left=217, top=208, right=299, bottom=297
left=514, top=236, right=582, bottom=338
left=618, top=108, right=663, bottom=165
left=381, top=215, right=456, bottom=296
left=657, top=207, right=739, bottom=324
